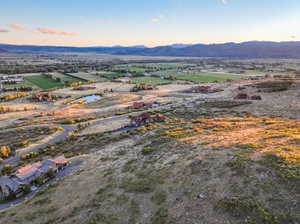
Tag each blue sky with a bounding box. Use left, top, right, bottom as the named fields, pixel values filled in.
left=0, top=0, right=299, bottom=46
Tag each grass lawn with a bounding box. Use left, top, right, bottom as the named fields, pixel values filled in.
left=132, top=77, right=172, bottom=85
left=163, top=72, right=244, bottom=83
left=25, top=75, right=64, bottom=90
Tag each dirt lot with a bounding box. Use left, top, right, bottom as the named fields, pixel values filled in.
left=78, top=117, right=131, bottom=135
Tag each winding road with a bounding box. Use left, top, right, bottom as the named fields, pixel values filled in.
left=0, top=124, right=76, bottom=171
left=0, top=115, right=132, bottom=171
left=0, top=164, right=81, bottom=211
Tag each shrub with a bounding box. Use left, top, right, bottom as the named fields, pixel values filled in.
left=216, top=197, right=280, bottom=224
left=1, top=164, right=15, bottom=176
left=35, top=176, right=45, bottom=185
left=0, top=146, right=11, bottom=158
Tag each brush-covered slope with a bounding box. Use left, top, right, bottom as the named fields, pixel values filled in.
left=0, top=101, right=299, bottom=224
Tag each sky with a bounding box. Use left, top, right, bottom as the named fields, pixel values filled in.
left=0, top=0, right=300, bottom=47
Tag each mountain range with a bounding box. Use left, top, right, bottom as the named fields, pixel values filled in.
left=0, top=48, right=7, bottom=53
left=1, top=41, right=300, bottom=59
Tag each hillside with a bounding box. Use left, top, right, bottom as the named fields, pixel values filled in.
left=132, top=42, right=300, bottom=58
left=0, top=78, right=299, bottom=224
left=3, top=41, right=300, bottom=58
left=0, top=44, right=145, bottom=54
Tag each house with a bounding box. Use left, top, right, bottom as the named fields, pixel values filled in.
left=0, top=176, right=25, bottom=200
left=13, top=163, right=43, bottom=185
left=131, top=112, right=151, bottom=126
left=32, top=93, right=57, bottom=102
left=234, top=93, right=262, bottom=100
left=0, top=75, right=24, bottom=85
left=132, top=101, right=156, bottom=109
left=131, top=112, right=166, bottom=126
left=152, top=114, right=166, bottom=122
left=51, top=155, right=69, bottom=169
left=39, top=160, right=58, bottom=174
left=0, top=155, right=69, bottom=202
left=14, top=159, right=62, bottom=184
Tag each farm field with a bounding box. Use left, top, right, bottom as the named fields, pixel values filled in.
left=114, top=63, right=196, bottom=72
left=24, top=75, right=64, bottom=90
left=143, top=63, right=196, bottom=70
left=131, top=76, right=172, bottom=85
left=242, top=70, right=267, bottom=75
left=51, top=73, right=83, bottom=83
left=67, top=72, right=107, bottom=81
left=161, top=72, right=245, bottom=83
left=114, top=66, right=147, bottom=73
left=100, top=72, right=125, bottom=79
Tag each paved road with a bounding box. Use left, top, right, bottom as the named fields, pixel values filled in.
left=0, top=164, right=81, bottom=211
left=0, top=115, right=134, bottom=171
left=0, top=125, right=76, bottom=171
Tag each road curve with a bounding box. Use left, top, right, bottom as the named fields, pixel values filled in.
left=0, top=115, right=130, bottom=171
left=0, top=164, right=81, bottom=211
left=0, top=124, right=76, bottom=171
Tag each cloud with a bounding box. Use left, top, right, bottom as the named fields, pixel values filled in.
left=151, top=18, right=161, bottom=23
left=0, top=29, right=9, bottom=33
left=36, top=28, right=77, bottom=36
left=150, top=15, right=165, bottom=23
left=8, top=24, right=27, bottom=31
left=221, top=0, right=227, bottom=4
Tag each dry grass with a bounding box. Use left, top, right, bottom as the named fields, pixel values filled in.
left=154, top=117, right=300, bottom=167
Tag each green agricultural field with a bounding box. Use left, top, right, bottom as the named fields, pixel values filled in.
left=25, top=75, right=64, bottom=90
left=144, top=63, right=196, bottom=70
left=132, top=77, right=172, bottom=85
left=114, top=66, right=147, bottom=73
left=51, top=73, right=82, bottom=83
left=163, top=72, right=244, bottom=83
left=115, top=63, right=196, bottom=72
left=101, top=73, right=125, bottom=79
left=126, top=67, right=147, bottom=73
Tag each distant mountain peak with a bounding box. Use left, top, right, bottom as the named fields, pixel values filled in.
left=169, top=43, right=198, bottom=48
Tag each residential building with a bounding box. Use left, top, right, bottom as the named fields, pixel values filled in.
left=0, top=176, right=25, bottom=201
left=0, top=155, right=69, bottom=201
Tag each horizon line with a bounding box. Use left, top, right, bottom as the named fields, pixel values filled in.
left=1, top=40, right=300, bottom=48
